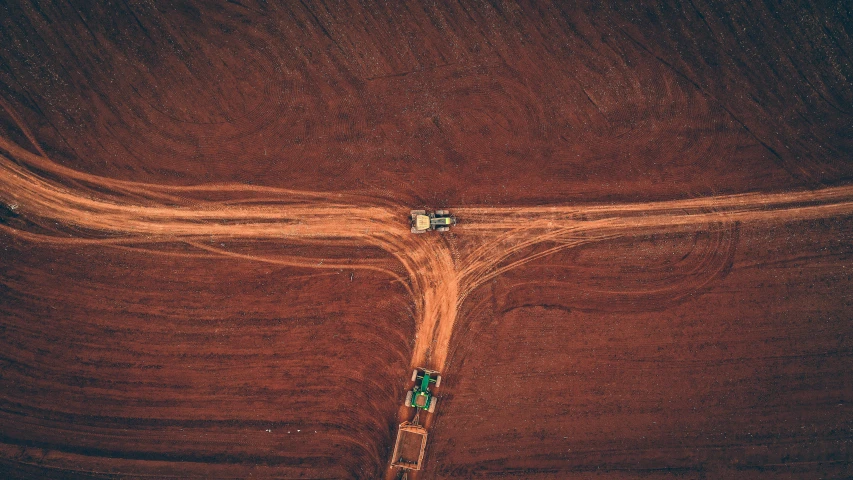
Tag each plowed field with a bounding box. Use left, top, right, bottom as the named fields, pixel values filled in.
left=1, top=1, right=851, bottom=478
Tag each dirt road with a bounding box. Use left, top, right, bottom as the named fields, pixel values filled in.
left=5, top=128, right=853, bottom=478
left=3, top=124, right=853, bottom=380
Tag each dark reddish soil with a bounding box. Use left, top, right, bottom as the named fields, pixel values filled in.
left=1, top=1, right=852, bottom=478
left=438, top=219, right=853, bottom=478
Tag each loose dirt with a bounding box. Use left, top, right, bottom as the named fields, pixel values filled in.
left=1, top=1, right=851, bottom=478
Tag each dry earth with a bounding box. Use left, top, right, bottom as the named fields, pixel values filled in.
left=1, top=1, right=852, bottom=478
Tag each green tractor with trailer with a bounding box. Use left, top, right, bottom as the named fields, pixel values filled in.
left=404, top=368, right=441, bottom=413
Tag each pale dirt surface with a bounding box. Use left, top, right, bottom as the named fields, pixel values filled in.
left=1, top=1, right=852, bottom=479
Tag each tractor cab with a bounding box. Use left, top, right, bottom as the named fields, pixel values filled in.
left=414, top=214, right=431, bottom=232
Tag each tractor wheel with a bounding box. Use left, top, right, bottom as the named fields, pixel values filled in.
left=437, top=226, right=449, bottom=232
left=436, top=210, right=447, bottom=215
left=404, top=391, right=412, bottom=406
left=435, top=375, right=442, bottom=388
left=411, top=369, right=418, bottom=382
left=428, top=398, right=437, bottom=413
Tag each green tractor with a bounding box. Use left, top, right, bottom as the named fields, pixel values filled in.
left=404, top=368, right=442, bottom=413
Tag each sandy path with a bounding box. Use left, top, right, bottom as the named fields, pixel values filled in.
left=3, top=131, right=853, bottom=376
left=4, top=126, right=853, bottom=478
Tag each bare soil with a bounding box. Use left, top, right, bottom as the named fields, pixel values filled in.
left=0, top=1, right=851, bottom=478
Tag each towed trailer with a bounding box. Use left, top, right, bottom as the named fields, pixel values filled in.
left=390, top=421, right=428, bottom=471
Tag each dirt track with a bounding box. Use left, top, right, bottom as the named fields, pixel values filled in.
left=3, top=131, right=852, bottom=376
left=1, top=1, right=852, bottom=478
left=4, top=127, right=853, bottom=477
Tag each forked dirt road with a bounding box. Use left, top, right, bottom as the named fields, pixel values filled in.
left=2, top=126, right=853, bottom=475
left=4, top=131, right=852, bottom=372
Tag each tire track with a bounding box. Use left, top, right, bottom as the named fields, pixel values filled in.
left=2, top=127, right=853, bottom=374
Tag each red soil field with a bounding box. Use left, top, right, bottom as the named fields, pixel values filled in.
left=1, top=1, right=852, bottom=478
